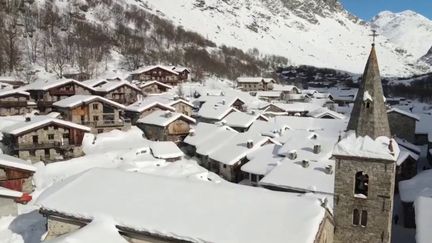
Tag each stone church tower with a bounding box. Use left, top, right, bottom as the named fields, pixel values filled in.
left=332, top=43, right=396, bottom=243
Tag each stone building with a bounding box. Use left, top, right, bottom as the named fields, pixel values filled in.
left=236, top=77, right=275, bottom=92
left=93, top=80, right=142, bottom=106
left=131, top=65, right=189, bottom=86
left=137, top=110, right=195, bottom=143
left=387, top=108, right=419, bottom=143
left=332, top=44, right=397, bottom=243
left=1, top=116, right=91, bottom=162
left=23, top=79, right=95, bottom=113
left=139, top=81, right=173, bottom=94
left=0, top=89, right=34, bottom=116
left=53, top=95, right=130, bottom=134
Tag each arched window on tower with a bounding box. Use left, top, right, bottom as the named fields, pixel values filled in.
left=354, top=171, right=369, bottom=198
left=361, top=210, right=368, bottom=227
left=352, top=209, right=360, bottom=226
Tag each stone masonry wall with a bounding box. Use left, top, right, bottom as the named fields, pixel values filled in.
left=333, top=157, right=395, bottom=243
left=387, top=112, right=416, bottom=143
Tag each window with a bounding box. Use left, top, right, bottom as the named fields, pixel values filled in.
left=353, top=209, right=368, bottom=227
left=48, top=134, right=54, bottom=140
left=251, top=174, right=257, bottom=182
left=97, top=129, right=104, bottom=134
left=361, top=210, right=368, bottom=227
left=93, top=104, right=99, bottom=110
left=93, top=116, right=99, bottom=121
left=353, top=209, right=360, bottom=226
left=365, top=101, right=371, bottom=109
left=63, top=133, right=69, bottom=139
left=355, top=171, right=369, bottom=197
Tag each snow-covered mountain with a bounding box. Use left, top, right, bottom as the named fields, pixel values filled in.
left=139, top=0, right=430, bottom=76
left=372, top=10, right=432, bottom=60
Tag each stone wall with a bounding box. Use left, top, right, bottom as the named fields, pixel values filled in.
left=387, top=112, right=416, bottom=143
left=333, top=157, right=395, bottom=243
left=0, top=197, right=18, bottom=217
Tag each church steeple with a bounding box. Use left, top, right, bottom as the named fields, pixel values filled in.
left=347, top=44, right=391, bottom=139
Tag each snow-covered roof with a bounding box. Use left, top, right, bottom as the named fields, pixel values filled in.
left=263, top=102, right=322, bottom=113
left=255, top=91, right=282, bottom=98
left=137, top=110, right=195, bottom=127
left=387, top=108, right=420, bottom=121
left=241, top=144, right=282, bottom=175
left=126, top=100, right=175, bottom=113
left=307, top=107, right=345, bottom=120
left=414, top=196, right=432, bottom=243
left=363, top=91, right=373, bottom=102
left=0, top=186, right=23, bottom=198
left=273, top=85, right=300, bottom=92
left=236, top=77, right=275, bottom=83
left=260, top=158, right=335, bottom=195
left=140, top=80, right=173, bottom=89
left=198, top=103, right=238, bottom=120
left=416, top=113, right=432, bottom=135
left=0, top=154, right=36, bottom=172
left=399, top=169, right=432, bottom=203
left=23, top=79, right=95, bottom=91
left=184, top=123, right=237, bottom=148
left=150, top=141, right=184, bottom=159
left=132, top=65, right=180, bottom=76
left=333, top=131, right=399, bottom=161
left=396, top=146, right=419, bottom=166
left=209, top=131, right=277, bottom=165
left=37, top=168, right=326, bottom=243
left=0, top=89, right=29, bottom=98
left=81, top=79, right=109, bottom=88
left=395, top=137, right=421, bottom=154
left=44, top=217, right=129, bottom=243
left=94, top=80, right=141, bottom=93
left=53, top=95, right=125, bottom=109
left=223, top=112, right=267, bottom=129
left=2, top=116, right=91, bottom=135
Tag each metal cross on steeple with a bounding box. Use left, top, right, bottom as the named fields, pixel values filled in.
left=370, top=30, right=378, bottom=46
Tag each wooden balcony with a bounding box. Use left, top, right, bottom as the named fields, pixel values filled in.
left=37, top=101, right=54, bottom=107
left=14, top=141, right=74, bottom=150
left=49, top=89, right=75, bottom=96
left=0, top=101, right=28, bottom=108
left=83, top=119, right=131, bottom=128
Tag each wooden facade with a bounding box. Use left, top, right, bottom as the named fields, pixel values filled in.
left=95, top=84, right=142, bottom=106
left=140, top=81, right=172, bottom=94
left=55, top=100, right=130, bottom=134
left=28, top=81, right=94, bottom=113
left=132, top=66, right=188, bottom=86
left=138, top=118, right=193, bottom=143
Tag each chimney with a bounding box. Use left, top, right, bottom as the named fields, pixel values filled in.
left=246, top=139, right=253, bottom=149
left=164, top=111, right=172, bottom=118
left=325, top=165, right=333, bottom=174
left=25, top=117, right=31, bottom=122
left=313, top=144, right=321, bottom=154
left=302, top=160, right=310, bottom=168
left=189, top=129, right=195, bottom=136
left=222, top=99, right=226, bottom=105
left=288, top=151, right=297, bottom=160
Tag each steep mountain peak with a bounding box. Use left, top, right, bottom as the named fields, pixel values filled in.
left=372, top=10, right=432, bottom=59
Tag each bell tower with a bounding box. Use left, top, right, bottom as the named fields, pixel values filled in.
left=332, top=38, right=396, bottom=243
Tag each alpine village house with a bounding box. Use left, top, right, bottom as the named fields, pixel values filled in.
left=53, top=95, right=131, bottom=134
left=1, top=116, right=90, bottom=163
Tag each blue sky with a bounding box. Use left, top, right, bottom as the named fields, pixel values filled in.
left=340, top=0, right=432, bottom=20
